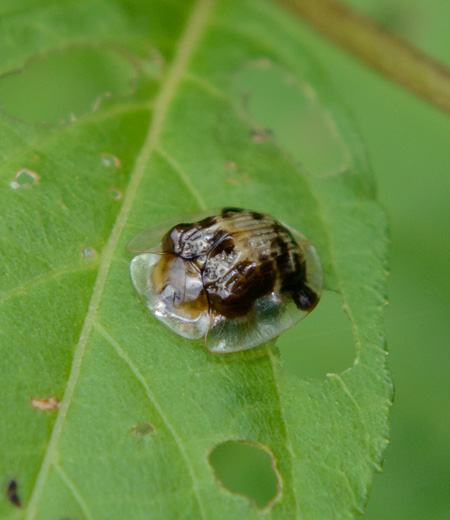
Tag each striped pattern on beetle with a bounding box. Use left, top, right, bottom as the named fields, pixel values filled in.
left=128, top=208, right=322, bottom=353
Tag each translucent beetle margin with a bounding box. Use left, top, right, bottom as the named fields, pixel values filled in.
left=127, top=208, right=322, bottom=353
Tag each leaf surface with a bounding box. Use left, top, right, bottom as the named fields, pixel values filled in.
left=0, top=0, right=392, bottom=518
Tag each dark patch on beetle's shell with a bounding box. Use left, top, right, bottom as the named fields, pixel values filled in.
left=161, top=217, right=222, bottom=259
left=251, top=211, right=264, bottom=220
left=204, top=257, right=277, bottom=319
left=158, top=209, right=319, bottom=319
left=292, top=284, right=319, bottom=311
left=151, top=254, right=209, bottom=317
left=221, top=207, right=244, bottom=216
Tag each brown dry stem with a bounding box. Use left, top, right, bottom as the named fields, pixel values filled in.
left=278, top=0, right=450, bottom=115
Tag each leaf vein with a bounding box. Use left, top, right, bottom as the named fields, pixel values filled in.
left=267, top=347, right=301, bottom=519
left=328, top=373, right=370, bottom=446
left=23, top=1, right=214, bottom=517
left=94, top=322, right=206, bottom=519
left=155, top=145, right=207, bottom=209
left=184, top=72, right=228, bottom=100
left=298, top=458, right=357, bottom=502
left=0, top=99, right=152, bottom=171
left=0, top=263, right=99, bottom=305
left=54, top=463, right=95, bottom=520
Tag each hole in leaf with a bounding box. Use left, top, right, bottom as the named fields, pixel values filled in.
left=6, top=479, right=21, bottom=508
left=277, top=291, right=355, bottom=379
left=233, top=61, right=351, bottom=177
left=131, top=423, right=155, bottom=437
left=209, top=440, right=280, bottom=510
left=30, top=396, right=60, bottom=412
left=0, top=46, right=137, bottom=125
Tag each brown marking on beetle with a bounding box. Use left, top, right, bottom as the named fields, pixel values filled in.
left=6, top=479, right=21, bottom=507
left=154, top=209, right=315, bottom=319
left=162, top=219, right=222, bottom=259
left=130, top=208, right=322, bottom=352
left=151, top=254, right=209, bottom=318
left=292, top=284, right=319, bottom=311
left=30, top=396, right=60, bottom=411
left=220, top=207, right=244, bottom=216
left=204, top=256, right=276, bottom=319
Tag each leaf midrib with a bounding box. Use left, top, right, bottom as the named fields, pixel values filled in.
left=24, top=1, right=214, bottom=517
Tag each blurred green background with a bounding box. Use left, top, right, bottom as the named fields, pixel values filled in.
left=1, top=0, right=448, bottom=517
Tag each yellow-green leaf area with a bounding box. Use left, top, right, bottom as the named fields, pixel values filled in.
left=0, top=0, right=392, bottom=518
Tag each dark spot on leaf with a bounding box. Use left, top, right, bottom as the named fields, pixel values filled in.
left=209, top=440, right=281, bottom=510
left=6, top=479, right=21, bottom=507
left=131, top=423, right=155, bottom=437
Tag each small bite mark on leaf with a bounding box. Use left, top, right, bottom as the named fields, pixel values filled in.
left=250, top=127, right=272, bottom=143
left=9, top=169, right=40, bottom=190
left=30, top=395, right=60, bottom=412
left=109, top=187, right=123, bottom=200
left=101, top=153, right=121, bottom=169
left=146, top=46, right=166, bottom=77
left=254, top=58, right=273, bottom=69
left=81, top=247, right=97, bottom=259
left=131, top=423, right=155, bottom=437
left=209, top=440, right=281, bottom=510
left=225, top=161, right=249, bottom=185
left=92, top=91, right=112, bottom=112
left=6, top=479, right=21, bottom=507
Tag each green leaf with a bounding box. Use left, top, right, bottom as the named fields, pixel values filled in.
left=0, top=0, right=392, bottom=518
